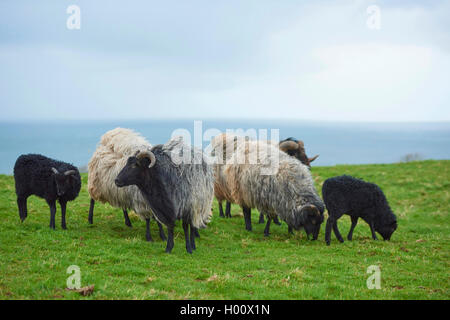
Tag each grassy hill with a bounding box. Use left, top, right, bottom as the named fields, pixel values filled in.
left=0, top=160, right=448, bottom=299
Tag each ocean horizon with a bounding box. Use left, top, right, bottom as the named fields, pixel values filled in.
left=0, top=119, right=449, bottom=175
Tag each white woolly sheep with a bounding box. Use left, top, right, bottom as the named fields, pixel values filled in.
left=224, top=140, right=325, bottom=239
left=88, top=128, right=166, bottom=242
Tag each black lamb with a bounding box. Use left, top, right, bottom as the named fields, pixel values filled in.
left=14, top=154, right=82, bottom=229
left=322, top=175, right=397, bottom=245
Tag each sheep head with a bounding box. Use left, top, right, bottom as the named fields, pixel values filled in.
left=279, top=139, right=319, bottom=167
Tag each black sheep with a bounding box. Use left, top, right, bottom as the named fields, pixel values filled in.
left=14, top=154, right=81, bottom=229
left=322, top=175, right=397, bottom=245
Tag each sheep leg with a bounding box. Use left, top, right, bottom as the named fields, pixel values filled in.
left=17, top=196, right=28, bottom=222
left=182, top=219, right=192, bottom=254
left=165, top=225, right=175, bottom=253
left=369, top=222, right=378, bottom=240
left=347, top=216, right=358, bottom=241
left=325, top=217, right=334, bottom=245
left=88, top=199, right=95, bottom=224
left=273, top=216, right=281, bottom=226
left=157, top=221, right=167, bottom=241
left=193, top=227, right=200, bottom=238
left=145, top=219, right=153, bottom=242
left=60, top=201, right=67, bottom=230
left=332, top=220, right=344, bottom=243
left=243, top=206, right=252, bottom=231
left=48, top=200, right=57, bottom=230
left=225, top=201, right=232, bottom=218
left=189, top=223, right=196, bottom=250
left=258, top=212, right=265, bottom=224
left=123, top=210, right=132, bottom=227
left=288, top=226, right=294, bottom=234
left=218, top=201, right=225, bottom=218
left=264, top=217, right=272, bottom=237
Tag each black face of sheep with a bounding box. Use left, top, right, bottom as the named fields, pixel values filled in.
left=52, top=168, right=79, bottom=197
left=376, top=215, right=398, bottom=241
left=115, top=152, right=155, bottom=188
left=293, top=205, right=324, bottom=240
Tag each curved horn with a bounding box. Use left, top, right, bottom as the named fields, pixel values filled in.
left=308, top=155, right=319, bottom=163
left=51, top=167, right=59, bottom=174
left=279, top=141, right=299, bottom=152
left=64, top=170, right=77, bottom=176
left=136, top=150, right=156, bottom=168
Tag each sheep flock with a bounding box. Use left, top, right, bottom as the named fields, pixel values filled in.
left=13, top=128, right=398, bottom=253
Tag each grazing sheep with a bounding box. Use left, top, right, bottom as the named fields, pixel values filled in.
left=115, top=136, right=214, bottom=254
left=210, top=133, right=281, bottom=225
left=14, top=154, right=81, bottom=229
left=322, top=175, right=398, bottom=245
left=224, top=140, right=324, bottom=238
left=87, top=128, right=166, bottom=242
left=258, top=137, right=319, bottom=224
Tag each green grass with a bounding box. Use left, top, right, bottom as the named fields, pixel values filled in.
left=0, top=160, right=449, bottom=299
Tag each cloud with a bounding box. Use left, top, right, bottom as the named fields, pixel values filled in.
left=0, top=0, right=449, bottom=121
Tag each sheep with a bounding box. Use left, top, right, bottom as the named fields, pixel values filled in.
left=322, top=175, right=397, bottom=245
left=115, top=136, right=214, bottom=254
left=210, top=133, right=282, bottom=225
left=14, top=154, right=81, bottom=229
left=87, top=128, right=166, bottom=242
left=224, top=140, right=324, bottom=238
left=257, top=137, right=319, bottom=224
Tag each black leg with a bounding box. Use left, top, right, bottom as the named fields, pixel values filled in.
left=123, top=210, right=132, bottom=227
left=145, top=218, right=153, bottom=242
left=194, top=228, right=200, bottom=238
left=258, top=212, right=265, bottom=224
left=369, top=222, right=378, bottom=240
left=17, top=196, right=28, bottom=222
left=243, top=206, right=252, bottom=231
left=225, top=201, right=231, bottom=218
left=325, top=217, right=333, bottom=245
left=60, top=201, right=67, bottom=230
left=182, top=220, right=192, bottom=254
left=273, top=216, right=281, bottom=225
left=165, top=225, right=175, bottom=253
left=219, top=201, right=224, bottom=218
left=333, top=220, right=344, bottom=243
left=288, top=226, right=293, bottom=234
left=88, top=199, right=95, bottom=224
left=190, top=223, right=196, bottom=251
left=157, top=221, right=167, bottom=241
left=347, top=216, right=358, bottom=241
left=48, top=200, right=57, bottom=230
left=264, top=217, right=272, bottom=237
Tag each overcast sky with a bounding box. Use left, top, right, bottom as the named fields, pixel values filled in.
left=0, top=0, right=449, bottom=122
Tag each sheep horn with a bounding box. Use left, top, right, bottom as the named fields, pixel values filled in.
left=51, top=167, right=59, bottom=174
left=64, top=170, right=77, bottom=176
left=308, top=155, right=319, bottom=162
left=136, top=150, right=156, bottom=168
left=279, top=141, right=299, bottom=152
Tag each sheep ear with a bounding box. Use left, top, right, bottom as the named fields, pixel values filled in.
left=308, top=155, right=319, bottom=162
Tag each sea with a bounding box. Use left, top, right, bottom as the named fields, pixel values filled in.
left=0, top=119, right=449, bottom=175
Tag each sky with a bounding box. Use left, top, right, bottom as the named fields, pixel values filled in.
left=0, top=0, right=449, bottom=122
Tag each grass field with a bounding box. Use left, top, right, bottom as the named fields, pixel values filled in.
left=0, top=160, right=448, bottom=300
